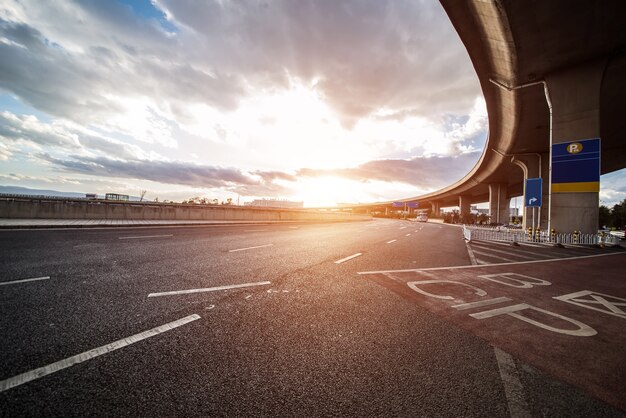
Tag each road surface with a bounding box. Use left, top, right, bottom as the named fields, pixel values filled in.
left=1, top=219, right=624, bottom=416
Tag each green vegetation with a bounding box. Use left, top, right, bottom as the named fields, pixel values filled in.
left=599, top=198, right=626, bottom=229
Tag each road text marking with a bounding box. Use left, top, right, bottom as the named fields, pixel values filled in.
left=0, top=276, right=50, bottom=287
left=0, top=314, right=200, bottom=392
left=118, top=234, right=173, bottom=240
left=334, top=253, right=363, bottom=264
left=148, top=281, right=271, bottom=297
left=229, top=244, right=273, bottom=252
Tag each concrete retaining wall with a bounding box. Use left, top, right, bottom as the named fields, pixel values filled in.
left=0, top=197, right=370, bottom=222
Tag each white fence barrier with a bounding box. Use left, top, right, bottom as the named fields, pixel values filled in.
left=462, top=225, right=621, bottom=246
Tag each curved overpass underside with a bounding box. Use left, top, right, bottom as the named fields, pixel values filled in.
left=347, top=1, right=626, bottom=234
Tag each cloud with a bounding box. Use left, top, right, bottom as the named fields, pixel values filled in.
left=0, top=111, right=80, bottom=148
left=1, top=0, right=479, bottom=130
left=38, top=153, right=293, bottom=196
left=0, top=110, right=145, bottom=159
left=298, top=152, right=481, bottom=189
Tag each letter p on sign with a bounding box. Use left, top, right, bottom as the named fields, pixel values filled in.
left=567, top=142, right=583, bottom=154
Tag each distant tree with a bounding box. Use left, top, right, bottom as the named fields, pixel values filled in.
left=139, top=190, right=147, bottom=202
left=612, top=199, right=626, bottom=228
left=599, top=205, right=611, bottom=228
left=154, top=196, right=159, bottom=202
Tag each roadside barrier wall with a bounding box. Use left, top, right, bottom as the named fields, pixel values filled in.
left=0, top=197, right=370, bottom=222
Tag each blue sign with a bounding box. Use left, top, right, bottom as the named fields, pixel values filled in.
left=407, top=202, right=419, bottom=209
left=392, top=202, right=404, bottom=208
left=551, top=138, right=600, bottom=193
left=525, top=178, right=543, bottom=207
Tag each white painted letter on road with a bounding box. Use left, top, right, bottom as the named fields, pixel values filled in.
left=407, top=280, right=487, bottom=301
left=478, top=273, right=551, bottom=289
left=470, top=303, right=597, bottom=337
left=554, top=290, right=626, bottom=320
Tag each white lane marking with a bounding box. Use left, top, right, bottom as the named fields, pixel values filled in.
left=0, top=314, right=200, bottom=393
left=465, top=240, right=478, bottom=266
left=452, top=297, right=512, bottom=310
left=0, top=276, right=50, bottom=286
left=228, top=243, right=273, bottom=253
left=148, top=281, right=271, bottom=297
left=470, top=244, right=549, bottom=260
left=334, top=253, right=363, bottom=264
left=288, top=226, right=299, bottom=229
left=472, top=250, right=518, bottom=263
left=494, top=347, right=531, bottom=418
left=118, top=234, right=173, bottom=240
left=405, top=233, right=411, bottom=237
left=400, top=227, right=407, bottom=230
left=357, top=251, right=624, bottom=274
left=387, top=240, right=397, bottom=244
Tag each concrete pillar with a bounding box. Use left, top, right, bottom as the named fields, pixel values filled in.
left=488, top=183, right=510, bottom=225
left=546, top=60, right=604, bottom=234
left=459, top=195, right=472, bottom=224
left=430, top=201, right=441, bottom=217
left=512, top=153, right=550, bottom=230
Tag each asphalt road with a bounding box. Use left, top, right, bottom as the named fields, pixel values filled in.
left=0, top=219, right=624, bottom=417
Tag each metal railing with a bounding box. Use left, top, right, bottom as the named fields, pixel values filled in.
left=462, top=225, right=621, bottom=246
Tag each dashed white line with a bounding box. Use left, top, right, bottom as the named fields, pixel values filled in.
left=386, top=240, right=397, bottom=244
left=0, top=276, right=50, bottom=286
left=334, top=253, right=363, bottom=264
left=0, top=314, right=200, bottom=393
left=400, top=227, right=407, bottom=230
left=118, top=234, right=173, bottom=240
left=228, top=243, right=273, bottom=252
left=405, top=233, right=411, bottom=237
left=148, top=281, right=272, bottom=297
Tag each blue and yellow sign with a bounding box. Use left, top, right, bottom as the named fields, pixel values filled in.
left=551, top=138, right=600, bottom=193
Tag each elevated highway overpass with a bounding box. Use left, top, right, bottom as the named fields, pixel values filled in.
left=343, top=0, right=626, bottom=234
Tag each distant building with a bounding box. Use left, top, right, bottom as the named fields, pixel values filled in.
left=245, top=198, right=303, bottom=209
left=105, top=193, right=129, bottom=201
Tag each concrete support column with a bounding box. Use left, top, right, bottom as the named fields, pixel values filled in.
left=488, top=183, right=510, bottom=225
left=512, top=153, right=550, bottom=230
left=459, top=195, right=472, bottom=224
left=430, top=201, right=441, bottom=217
left=546, top=60, right=604, bottom=234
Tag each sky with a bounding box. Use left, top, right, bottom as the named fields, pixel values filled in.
left=0, top=0, right=624, bottom=207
